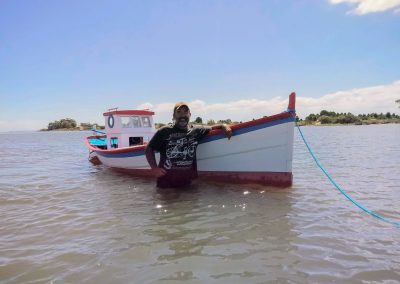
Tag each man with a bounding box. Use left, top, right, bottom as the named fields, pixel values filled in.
left=145, top=102, right=232, bottom=188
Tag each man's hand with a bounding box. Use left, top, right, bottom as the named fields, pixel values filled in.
left=223, top=124, right=232, bottom=140
left=151, top=167, right=167, bottom=177
left=210, top=123, right=232, bottom=139
left=146, top=146, right=166, bottom=178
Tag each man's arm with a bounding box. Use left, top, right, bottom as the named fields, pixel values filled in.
left=145, top=145, right=166, bottom=177
left=211, top=124, right=232, bottom=139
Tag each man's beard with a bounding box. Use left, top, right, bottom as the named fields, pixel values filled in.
left=176, top=117, right=189, bottom=129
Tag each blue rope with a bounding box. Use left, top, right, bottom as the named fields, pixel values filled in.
left=294, top=119, right=400, bottom=228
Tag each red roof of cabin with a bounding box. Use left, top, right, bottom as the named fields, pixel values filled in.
left=103, top=110, right=155, bottom=116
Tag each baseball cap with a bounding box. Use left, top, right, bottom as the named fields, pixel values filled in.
left=173, top=102, right=190, bottom=113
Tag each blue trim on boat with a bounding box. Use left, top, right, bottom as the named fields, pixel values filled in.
left=200, top=116, right=294, bottom=144
left=88, top=137, right=107, bottom=146
left=97, top=149, right=146, bottom=158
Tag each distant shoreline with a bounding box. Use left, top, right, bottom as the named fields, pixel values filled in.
left=39, top=128, right=81, bottom=131
left=39, top=127, right=105, bottom=132
left=297, top=119, right=400, bottom=126
left=39, top=128, right=90, bottom=132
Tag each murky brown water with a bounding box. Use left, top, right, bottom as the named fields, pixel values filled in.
left=0, top=124, right=399, bottom=283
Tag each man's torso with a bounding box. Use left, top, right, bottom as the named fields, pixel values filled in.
left=148, top=124, right=210, bottom=187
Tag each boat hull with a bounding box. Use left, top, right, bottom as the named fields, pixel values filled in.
left=85, top=112, right=295, bottom=187
left=197, top=116, right=294, bottom=186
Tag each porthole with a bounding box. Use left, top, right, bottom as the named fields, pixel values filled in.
left=108, top=115, right=115, bottom=128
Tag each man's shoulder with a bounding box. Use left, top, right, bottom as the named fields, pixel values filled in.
left=150, top=125, right=173, bottom=142
left=156, top=124, right=174, bottom=133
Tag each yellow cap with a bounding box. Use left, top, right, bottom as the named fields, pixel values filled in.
left=173, top=102, right=190, bottom=113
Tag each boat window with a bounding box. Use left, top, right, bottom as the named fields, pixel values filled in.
left=121, top=117, right=132, bottom=128
left=129, top=137, right=143, bottom=146
left=132, top=116, right=142, bottom=128
left=141, top=116, right=151, bottom=128
left=110, top=137, right=118, bottom=148
left=108, top=115, right=115, bottom=128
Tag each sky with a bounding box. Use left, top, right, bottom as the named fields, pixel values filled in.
left=1, top=0, right=400, bottom=131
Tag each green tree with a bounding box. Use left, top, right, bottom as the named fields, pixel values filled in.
left=335, top=114, right=359, bottom=124
left=217, top=119, right=232, bottom=124
left=80, top=122, right=94, bottom=130
left=60, top=118, right=77, bottom=129
left=320, top=110, right=337, bottom=117
left=318, top=115, right=332, bottom=124
left=305, top=113, right=318, bottom=121
left=194, top=117, right=203, bottom=124
left=206, top=119, right=216, bottom=125
left=47, top=118, right=77, bottom=130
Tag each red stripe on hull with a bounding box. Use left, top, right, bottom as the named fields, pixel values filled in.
left=198, top=171, right=293, bottom=187
left=103, top=110, right=155, bottom=116
left=107, top=168, right=292, bottom=187
left=288, top=92, right=296, bottom=110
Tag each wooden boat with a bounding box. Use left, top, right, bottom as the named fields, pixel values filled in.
left=85, top=92, right=296, bottom=186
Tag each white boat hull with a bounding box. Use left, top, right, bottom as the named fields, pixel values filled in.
left=88, top=115, right=294, bottom=186
left=85, top=92, right=296, bottom=186
left=197, top=120, right=294, bottom=172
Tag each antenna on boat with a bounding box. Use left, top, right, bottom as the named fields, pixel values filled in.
left=108, top=107, right=118, bottom=112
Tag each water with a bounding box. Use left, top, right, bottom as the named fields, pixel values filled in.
left=0, top=125, right=399, bottom=283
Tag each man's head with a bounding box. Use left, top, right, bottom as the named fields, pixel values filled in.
left=173, top=102, right=191, bottom=129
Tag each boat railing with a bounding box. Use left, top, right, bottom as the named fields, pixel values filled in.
left=91, top=128, right=106, bottom=135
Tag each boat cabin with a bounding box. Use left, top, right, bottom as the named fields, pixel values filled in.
left=103, top=109, right=156, bottom=149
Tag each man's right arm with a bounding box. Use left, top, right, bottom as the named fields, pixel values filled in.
left=145, top=144, right=166, bottom=178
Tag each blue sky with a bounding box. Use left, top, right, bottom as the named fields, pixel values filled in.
left=1, top=0, right=399, bottom=131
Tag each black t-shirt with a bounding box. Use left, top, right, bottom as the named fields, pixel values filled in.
left=148, top=124, right=211, bottom=188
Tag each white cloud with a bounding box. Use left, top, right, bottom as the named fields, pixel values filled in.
left=139, top=80, right=400, bottom=122
left=2, top=81, right=399, bottom=132
left=296, top=80, right=400, bottom=117
left=329, top=0, right=400, bottom=14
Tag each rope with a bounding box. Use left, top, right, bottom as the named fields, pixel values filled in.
left=293, top=116, right=400, bottom=228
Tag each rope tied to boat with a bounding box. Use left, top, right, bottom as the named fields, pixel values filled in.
left=291, top=112, right=400, bottom=228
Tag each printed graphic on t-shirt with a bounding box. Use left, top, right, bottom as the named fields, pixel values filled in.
left=164, top=135, right=198, bottom=170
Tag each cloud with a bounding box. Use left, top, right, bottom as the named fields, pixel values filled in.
left=2, top=81, right=399, bottom=131
left=139, top=80, right=400, bottom=122
left=296, top=80, right=400, bottom=117
left=329, top=0, right=400, bottom=14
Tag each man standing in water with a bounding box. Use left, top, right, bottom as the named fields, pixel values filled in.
left=145, top=102, right=232, bottom=188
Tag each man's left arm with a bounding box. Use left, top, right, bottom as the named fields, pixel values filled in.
left=211, top=124, right=232, bottom=139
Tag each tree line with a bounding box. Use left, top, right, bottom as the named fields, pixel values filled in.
left=155, top=117, right=238, bottom=128
left=303, top=110, right=400, bottom=125
left=46, top=118, right=103, bottom=130
left=47, top=118, right=77, bottom=130
left=193, top=117, right=236, bottom=125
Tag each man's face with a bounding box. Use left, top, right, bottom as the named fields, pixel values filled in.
left=174, top=106, right=191, bottom=129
